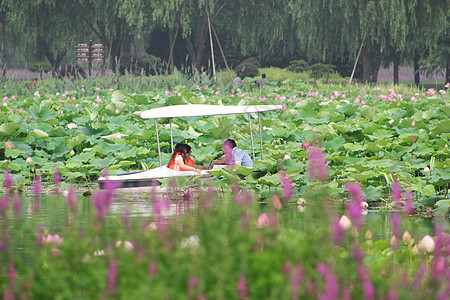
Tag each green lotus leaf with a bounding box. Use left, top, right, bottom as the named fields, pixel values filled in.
left=0, top=123, right=20, bottom=136
left=5, top=148, right=26, bottom=158
left=68, top=134, right=87, bottom=148
left=29, top=129, right=49, bottom=139
left=111, top=90, right=125, bottom=102
left=133, top=94, right=149, bottom=105
left=430, top=120, right=450, bottom=135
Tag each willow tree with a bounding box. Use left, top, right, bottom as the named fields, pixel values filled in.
left=216, top=0, right=298, bottom=64
left=70, top=0, right=129, bottom=70
left=5, top=0, right=83, bottom=74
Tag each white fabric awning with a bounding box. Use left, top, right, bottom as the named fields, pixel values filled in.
left=140, top=104, right=283, bottom=119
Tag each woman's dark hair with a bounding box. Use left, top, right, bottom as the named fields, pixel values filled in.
left=167, top=143, right=191, bottom=166
left=224, top=139, right=236, bottom=148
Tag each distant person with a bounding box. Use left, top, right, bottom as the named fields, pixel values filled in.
left=167, top=144, right=204, bottom=173
left=233, top=76, right=242, bottom=85
left=260, top=73, right=268, bottom=86
left=213, top=139, right=253, bottom=168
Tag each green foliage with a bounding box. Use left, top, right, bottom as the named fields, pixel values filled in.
left=287, top=60, right=310, bottom=73
left=29, top=62, right=52, bottom=73
left=310, top=63, right=336, bottom=79
left=234, top=58, right=260, bottom=78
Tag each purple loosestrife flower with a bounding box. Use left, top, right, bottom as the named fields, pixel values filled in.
left=331, top=217, right=344, bottom=245
left=308, top=146, right=328, bottom=181
left=357, top=264, right=375, bottom=300
left=279, top=171, right=293, bottom=201
left=187, top=275, right=199, bottom=297
left=32, top=176, right=42, bottom=195
left=391, top=182, right=402, bottom=209
left=148, top=262, right=158, bottom=277
left=391, top=213, right=401, bottom=238
left=290, top=265, right=303, bottom=299
left=237, top=275, right=249, bottom=299
left=66, top=186, right=77, bottom=211
left=316, top=263, right=339, bottom=300
left=411, top=265, right=427, bottom=290
left=4, top=171, right=13, bottom=190
left=404, top=190, right=415, bottom=214
left=345, top=183, right=365, bottom=230
left=107, top=260, right=118, bottom=297
left=0, top=196, right=8, bottom=211
left=53, top=170, right=61, bottom=194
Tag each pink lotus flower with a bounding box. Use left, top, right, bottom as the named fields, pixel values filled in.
left=81, top=87, right=85, bottom=92
left=423, top=166, right=430, bottom=174
left=412, top=136, right=416, bottom=142
left=445, top=82, right=450, bottom=88
left=26, top=157, right=33, bottom=164
left=17, top=108, right=24, bottom=113
left=108, top=88, right=114, bottom=92
left=418, top=235, right=435, bottom=252
left=302, top=141, right=309, bottom=149
left=411, top=120, right=416, bottom=126
left=44, top=234, right=63, bottom=246
left=272, top=194, right=282, bottom=211
left=255, top=213, right=270, bottom=228
left=115, top=109, right=120, bottom=114
left=67, top=123, right=77, bottom=129
left=94, top=87, right=101, bottom=91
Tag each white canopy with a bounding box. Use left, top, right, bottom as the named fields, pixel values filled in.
left=140, top=104, right=283, bottom=119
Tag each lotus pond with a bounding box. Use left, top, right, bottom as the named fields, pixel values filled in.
left=0, top=77, right=449, bottom=298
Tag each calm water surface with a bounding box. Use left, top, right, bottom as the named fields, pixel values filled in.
left=8, top=190, right=437, bottom=242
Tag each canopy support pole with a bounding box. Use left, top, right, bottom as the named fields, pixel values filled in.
left=258, top=112, right=263, bottom=160
left=248, top=113, right=255, bottom=162
left=155, top=119, right=162, bottom=167
left=169, top=117, right=174, bottom=153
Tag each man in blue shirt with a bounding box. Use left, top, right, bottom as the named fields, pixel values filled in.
left=212, top=139, right=253, bottom=168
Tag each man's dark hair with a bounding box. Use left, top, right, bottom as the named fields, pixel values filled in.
left=224, top=139, right=236, bottom=148
left=262, top=74, right=266, bottom=78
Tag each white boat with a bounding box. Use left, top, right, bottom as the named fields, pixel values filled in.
left=98, top=104, right=283, bottom=191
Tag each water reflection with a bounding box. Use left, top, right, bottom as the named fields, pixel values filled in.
left=4, top=191, right=437, bottom=242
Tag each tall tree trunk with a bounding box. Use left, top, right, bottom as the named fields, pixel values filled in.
left=393, top=52, right=399, bottom=85
left=414, top=51, right=420, bottom=86
left=184, top=14, right=208, bottom=71
left=168, top=30, right=175, bottom=74
left=362, top=43, right=371, bottom=83
left=446, top=54, right=450, bottom=84
left=1, top=13, right=6, bottom=78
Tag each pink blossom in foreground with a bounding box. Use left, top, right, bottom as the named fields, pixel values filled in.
left=317, top=263, right=338, bottom=300
left=237, top=275, right=249, bottom=299
left=308, top=146, right=328, bottom=181
left=345, top=183, right=365, bottom=230
left=358, top=264, right=375, bottom=299
left=107, top=260, right=118, bottom=297
left=279, top=171, right=293, bottom=201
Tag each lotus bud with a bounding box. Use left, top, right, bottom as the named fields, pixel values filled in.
left=418, top=235, right=435, bottom=253
left=272, top=194, right=282, bottom=211
left=390, top=235, right=398, bottom=249
left=423, top=167, right=430, bottom=174
left=412, top=244, right=419, bottom=256
left=339, top=215, right=352, bottom=231
left=402, top=230, right=411, bottom=245
left=365, top=230, right=372, bottom=240
left=70, top=149, right=75, bottom=156
left=297, top=198, right=306, bottom=206
left=26, top=157, right=33, bottom=164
